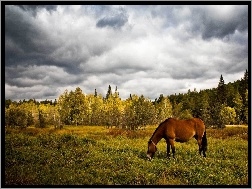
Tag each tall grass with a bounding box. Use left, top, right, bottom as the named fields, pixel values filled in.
left=4, top=126, right=249, bottom=185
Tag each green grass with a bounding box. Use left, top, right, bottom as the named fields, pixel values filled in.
left=4, top=126, right=249, bottom=185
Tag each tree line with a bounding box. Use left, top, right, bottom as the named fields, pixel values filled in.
left=5, top=70, right=248, bottom=129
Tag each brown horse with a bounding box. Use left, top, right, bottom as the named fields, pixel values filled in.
left=147, top=118, right=207, bottom=161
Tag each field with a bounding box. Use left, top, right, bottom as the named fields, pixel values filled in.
left=4, top=125, right=249, bottom=186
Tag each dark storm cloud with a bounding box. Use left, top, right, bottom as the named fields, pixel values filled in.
left=4, top=5, right=248, bottom=101
left=5, top=6, right=40, bottom=55
left=5, top=5, right=58, bottom=62
left=5, top=6, right=57, bottom=66
left=191, top=5, right=248, bottom=39
left=17, top=5, right=57, bottom=16
left=5, top=5, right=85, bottom=75
left=96, top=13, right=128, bottom=29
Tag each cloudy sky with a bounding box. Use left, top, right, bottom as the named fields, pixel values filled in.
left=5, top=5, right=248, bottom=101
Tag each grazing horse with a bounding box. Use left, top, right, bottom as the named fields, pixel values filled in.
left=147, top=118, right=207, bottom=161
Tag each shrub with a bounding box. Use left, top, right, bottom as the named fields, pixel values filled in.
left=220, top=106, right=236, bottom=125
left=5, top=105, right=28, bottom=128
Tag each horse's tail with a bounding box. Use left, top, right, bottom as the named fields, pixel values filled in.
left=202, top=130, right=207, bottom=151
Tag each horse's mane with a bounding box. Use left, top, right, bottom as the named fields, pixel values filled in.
left=149, top=118, right=173, bottom=141
left=159, top=118, right=172, bottom=126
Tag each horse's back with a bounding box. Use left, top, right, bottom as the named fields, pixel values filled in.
left=164, top=118, right=205, bottom=141
left=165, top=117, right=203, bottom=128
left=191, top=118, right=205, bottom=133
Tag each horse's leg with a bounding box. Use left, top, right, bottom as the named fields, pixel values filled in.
left=202, top=148, right=206, bottom=157
left=195, top=135, right=204, bottom=156
left=202, top=136, right=207, bottom=157
left=169, top=139, right=175, bottom=158
left=197, top=137, right=203, bottom=156
left=166, top=139, right=171, bottom=159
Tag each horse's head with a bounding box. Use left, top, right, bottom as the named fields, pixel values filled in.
left=147, top=140, right=157, bottom=161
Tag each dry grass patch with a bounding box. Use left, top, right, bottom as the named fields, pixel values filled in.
left=207, top=127, right=248, bottom=140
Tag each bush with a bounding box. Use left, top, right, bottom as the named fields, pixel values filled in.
left=220, top=106, right=236, bottom=125
left=5, top=105, right=28, bottom=128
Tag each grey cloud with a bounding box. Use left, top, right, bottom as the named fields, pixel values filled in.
left=84, top=5, right=112, bottom=17
left=7, top=77, right=42, bottom=88
left=5, top=6, right=39, bottom=54
left=154, top=5, right=248, bottom=40
left=201, top=16, right=247, bottom=39
left=192, top=6, right=248, bottom=40
left=17, top=5, right=57, bottom=16
left=5, top=5, right=85, bottom=75
left=5, top=6, right=57, bottom=67
left=5, top=5, right=57, bottom=64
left=96, top=13, right=128, bottom=29
left=6, top=84, right=59, bottom=100
left=4, top=5, right=248, bottom=101
left=229, top=30, right=248, bottom=45
left=168, top=62, right=209, bottom=80
left=217, top=53, right=248, bottom=75
left=6, top=65, right=84, bottom=88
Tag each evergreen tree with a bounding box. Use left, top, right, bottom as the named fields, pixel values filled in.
left=115, top=86, right=119, bottom=98
left=106, top=85, right=112, bottom=99
left=240, top=70, right=249, bottom=124
left=212, top=74, right=228, bottom=128
left=94, top=89, right=97, bottom=97
left=217, top=74, right=227, bottom=105
left=243, top=69, right=248, bottom=85
left=226, top=83, right=236, bottom=108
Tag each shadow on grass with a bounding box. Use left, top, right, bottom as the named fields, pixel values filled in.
left=138, top=151, right=148, bottom=160
left=137, top=150, right=169, bottom=161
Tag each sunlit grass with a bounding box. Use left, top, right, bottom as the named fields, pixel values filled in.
left=5, top=125, right=248, bottom=185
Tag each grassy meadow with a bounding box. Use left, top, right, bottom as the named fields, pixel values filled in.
left=4, top=125, right=249, bottom=185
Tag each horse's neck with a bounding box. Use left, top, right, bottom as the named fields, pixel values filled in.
left=151, top=129, right=163, bottom=145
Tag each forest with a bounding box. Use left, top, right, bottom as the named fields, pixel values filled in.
left=5, top=70, right=248, bottom=129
